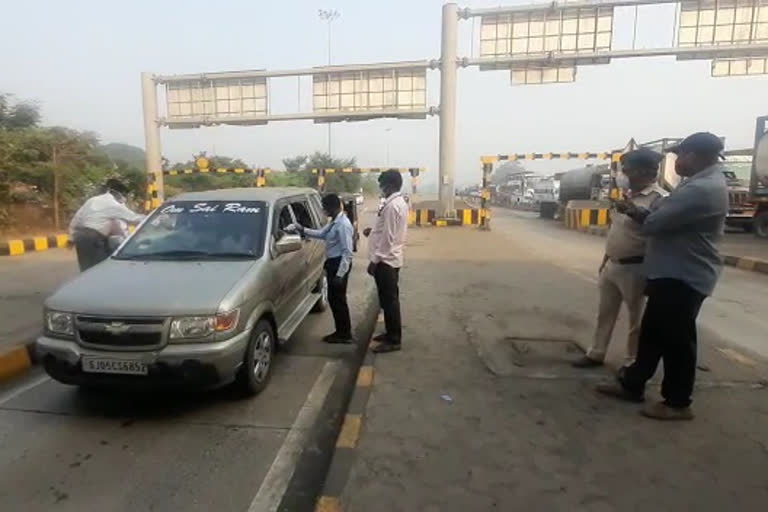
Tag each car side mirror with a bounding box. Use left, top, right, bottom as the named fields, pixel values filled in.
left=275, top=234, right=302, bottom=256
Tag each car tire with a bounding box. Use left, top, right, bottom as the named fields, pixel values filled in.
left=311, top=275, right=329, bottom=313
left=236, top=320, right=275, bottom=396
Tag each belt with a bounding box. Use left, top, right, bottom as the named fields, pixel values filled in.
left=614, top=256, right=644, bottom=265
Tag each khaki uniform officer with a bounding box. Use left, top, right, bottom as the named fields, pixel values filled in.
left=573, top=149, right=667, bottom=368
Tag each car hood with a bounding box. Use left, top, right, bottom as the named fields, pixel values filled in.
left=45, top=258, right=256, bottom=316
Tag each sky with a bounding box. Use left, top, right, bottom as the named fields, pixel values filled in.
left=2, top=0, right=766, bottom=188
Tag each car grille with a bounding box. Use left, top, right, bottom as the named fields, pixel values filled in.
left=76, top=316, right=166, bottom=350
left=729, top=191, right=749, bottom=207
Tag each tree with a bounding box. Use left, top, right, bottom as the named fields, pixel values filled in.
left=0, top=94, right=41, bottom=130
left=282, top=155, right=308, bottom=173
left=164, top=154, right=254, bottom=194
left=492, top=161, right=527, bottom=185
left=305, top=152, right=359, bottom=193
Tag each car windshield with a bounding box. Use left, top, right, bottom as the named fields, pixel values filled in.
left=115, top=200, right=268, bottom=260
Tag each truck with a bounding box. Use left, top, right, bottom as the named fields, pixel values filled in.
left=749, top=115, right=768, bottom=238
left=639, top=138, right=755, bottom=231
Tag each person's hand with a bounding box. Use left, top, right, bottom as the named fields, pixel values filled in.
left=363, top=227, right=372, bottom=238
left=284, top=223, right=303, bottom=234
left=367, top=262, right=377, bottom=276
left=613, top=199, right=635, bottom=215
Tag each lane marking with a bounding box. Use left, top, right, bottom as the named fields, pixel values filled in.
left=248, top=360, right=339, bottom=512
left=0, top=374, right=50, bottom=407
left=336, top=414, right=362, bottom=449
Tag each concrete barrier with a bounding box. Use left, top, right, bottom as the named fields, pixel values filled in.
left=408, top=208, right=487, bottom=227
left=0, top=234, right=69, bottom=256
left=564, top=203, right=610, bottom=232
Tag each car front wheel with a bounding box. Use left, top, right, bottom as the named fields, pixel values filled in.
left=236, top=320, right=275, bottom=396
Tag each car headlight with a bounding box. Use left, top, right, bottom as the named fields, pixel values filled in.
left=169, top=309, right=240, bottom=340
left=45, top=311, right=74, bottom=336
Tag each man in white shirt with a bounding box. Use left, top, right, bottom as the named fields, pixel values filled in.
left=368, top=170, right=408, bottom=353
left=69, top=178, right=145, bottom=271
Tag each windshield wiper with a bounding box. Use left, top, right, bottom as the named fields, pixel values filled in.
left=116, top=250, right=212, bottom=260
left=116, top=250, right=255, bottom=260
left=205, top=252, right=256, bottom=259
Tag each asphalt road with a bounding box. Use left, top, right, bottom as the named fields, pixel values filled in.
left=0, top=250, right=78, bottom=351
left=493, top=208, right=768, bottom=361
left=0, top=250, right=377, bottom=511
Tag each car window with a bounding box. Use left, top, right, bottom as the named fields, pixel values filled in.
left=274, top=203, right=295, bottom=239
left=291, top=199, right=317, bottom=229
left=116, top=201, right=267, bottom=260
left=309, top=194, right=327, bottom=226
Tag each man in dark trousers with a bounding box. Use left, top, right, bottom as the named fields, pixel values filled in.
left=291, top=194, right=355, bottom=344
left=597, top=132, right=729, bottom=420
left=368, top=170, right=408, bottom=354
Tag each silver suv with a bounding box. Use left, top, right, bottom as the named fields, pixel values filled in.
left=37, top=188, right=329, bottom=395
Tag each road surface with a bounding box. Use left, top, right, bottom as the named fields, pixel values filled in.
left=493, top=208, right=768, bottom=361
left=0, top=251, right=377, bottom=512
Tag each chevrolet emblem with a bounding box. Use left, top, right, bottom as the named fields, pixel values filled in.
left=104, top=322, right=130, bottom=335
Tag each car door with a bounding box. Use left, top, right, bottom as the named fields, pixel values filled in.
left=271, top=201, right=305, bottom=329
left=289, top=195, right=325, bottom=296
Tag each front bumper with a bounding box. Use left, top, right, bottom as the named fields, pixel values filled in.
left=36, top=330, right=250, bottom=389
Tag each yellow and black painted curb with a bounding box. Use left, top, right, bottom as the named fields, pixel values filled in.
left=0, top=342, right=36, bottom=384
left=408, top=208, right=488, bottom=227
left=564, top=208, right=610, bottom=231
left=722, top=255, right=768, bottom=275
left=314, top=315, right=382, bottom=512
left=572, top=224, right=768, bottom=276
left=0, top=234, right=70, bottom=257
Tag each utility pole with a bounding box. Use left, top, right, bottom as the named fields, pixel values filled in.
left=318, top=9, right=340, bottom=158
left=438, top=3, right=458, bottom=217
left=385, top=127, right=392, bottom=166
left=141, top=72, right=164, bottom=203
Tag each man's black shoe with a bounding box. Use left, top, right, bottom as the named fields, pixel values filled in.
left=323, top=333, right=354, bottom=344
left=572, top=356, right=604, bottom=368
left=372, top=333, right=389, bottom=342
left=372, top=342, right=401, bottom=354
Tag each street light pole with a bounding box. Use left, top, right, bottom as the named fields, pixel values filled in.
left=438, top=3, right=458, bottom=217
left=318, top=9, right=340, bottom=158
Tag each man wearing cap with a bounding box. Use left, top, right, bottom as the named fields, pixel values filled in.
left=573, top=149, right=667, bottom=369
left=68, top=178, right=145, bottom=271
left=597, top=133, right=729, bottom=421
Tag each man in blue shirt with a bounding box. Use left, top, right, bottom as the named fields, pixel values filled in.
left=292, top=194, right=355, bottom=344
left=597, top=132, right=728, bottom=421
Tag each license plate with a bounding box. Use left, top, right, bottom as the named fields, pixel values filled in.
left=82, top=357, right=148, bottom=375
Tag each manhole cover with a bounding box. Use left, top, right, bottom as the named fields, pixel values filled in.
left=506, top=337, right=582, bottom=368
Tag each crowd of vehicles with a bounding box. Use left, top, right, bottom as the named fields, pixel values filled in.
left=38, top=188, right=331, bottom=395
left=489, top=126, right=768, bottom=237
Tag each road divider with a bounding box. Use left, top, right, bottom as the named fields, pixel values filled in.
left=314, top=315, right=381, bottom=512
left=564, top=206, right=610, bottom=232
left=568, top=223, right=768, bottom=276
left=408, top=208, right=487, bottom=227
left=0, top=234, right=69, bottom=256
left=0, top=343, right=35, bottom=384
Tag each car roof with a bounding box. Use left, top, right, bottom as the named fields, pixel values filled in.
left=170, top=187, right=318, bottom=204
